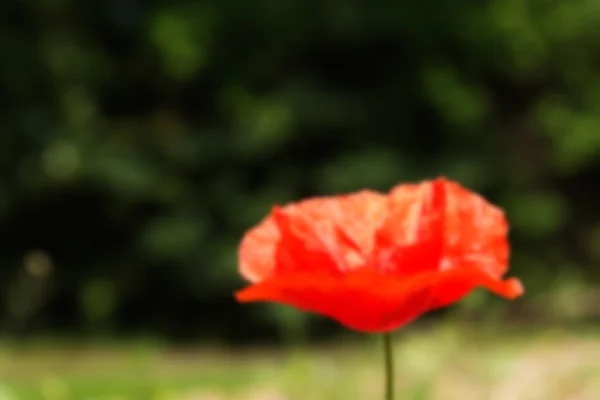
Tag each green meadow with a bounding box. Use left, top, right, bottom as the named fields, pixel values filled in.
left=2, top=325, right=599, bottom=400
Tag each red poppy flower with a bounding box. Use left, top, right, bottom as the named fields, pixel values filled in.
left=234, top=177, right=523, bottom=333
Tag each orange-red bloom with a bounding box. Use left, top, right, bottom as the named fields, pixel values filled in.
left=235, top=177, right=523, bottom=333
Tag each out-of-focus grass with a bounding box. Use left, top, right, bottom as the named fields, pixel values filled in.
left=0, top=324, right=599, bottom=400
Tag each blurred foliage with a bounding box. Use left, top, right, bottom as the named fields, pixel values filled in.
left=0, top=0, right=598, bottom=340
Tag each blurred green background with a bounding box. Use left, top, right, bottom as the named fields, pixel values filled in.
left=0, top=0, right=599, bottom=399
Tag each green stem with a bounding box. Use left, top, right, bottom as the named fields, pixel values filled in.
left=383, top=333, right=395, bottom=400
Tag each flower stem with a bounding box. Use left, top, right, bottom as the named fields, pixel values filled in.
left=383, top=332, right=394, bottom=400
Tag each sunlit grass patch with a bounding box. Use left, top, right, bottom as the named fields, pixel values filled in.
left=1, top=325, right=599, bottom=399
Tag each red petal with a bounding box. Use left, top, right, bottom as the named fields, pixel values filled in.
left=377, top=182, right=429, bottom=246
left=428, top=268, right=524, bottom=310
left=238, top=215, right=280, bottom=282
left=378, top=177, right=510, bottom=279
left=235, top=270, right=437, bottom=332
left=271, top=206, right=341, bottom=275
left=329, top=190, right=388, bottom=255
left=238, top=190, right=387, bottom=282
left=235, top=266, right=523, bottom=333
left=374, top=178, right=445, bottom=275
left=442, top=180, right=509, bottom=278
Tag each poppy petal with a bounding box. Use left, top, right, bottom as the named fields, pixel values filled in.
left=235, top=266, right=523, bottom=333
left=377, top=182, right=430, bottom=246
left=235, top=270, right=439, bottom=332
left=239, top=215, right=280, bottom=282
left=238, top=191, right=387, bottom=281
left=443, top=180, right=509, bottom=278
left=374, top=178, right=446, bottom=275
left=271, top=206, right=342, bottom=275
left=428, top=267, right=524, bottom=310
